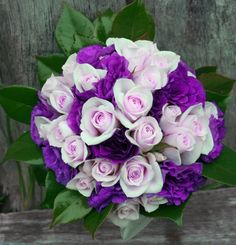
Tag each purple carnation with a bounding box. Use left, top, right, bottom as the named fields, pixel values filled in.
left=201, top=106, right=226, bottom=163
left=88, top=182, right=127, bottom=212
left=42, top=143, right=77, bottom=185
left=91, top=128, right=139, bottom=164
left=150, top=61, right=206, bottom=121
left=30, top=94, right=58, bottom=146
left=158, top=161, right=205, bottom=205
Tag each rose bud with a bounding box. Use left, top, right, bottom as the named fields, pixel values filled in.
left=140, top=195, right=167, bottom=213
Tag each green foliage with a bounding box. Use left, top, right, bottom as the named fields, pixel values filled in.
left=37, top=54, right=67, bottom=86
left=195, top=66, right=217, bottom=77
left=203, top=146, right=236, bottom=186
left=32, top=165, right=47, bottom=187
left=141, top=199, right=189, bottom=226
left=94, top=9, right=114, bottom=42
left=2, top=131, right=43, bottom=165
left=84, top=204, right=114, bottom=238
left=112, top=0, right=155, bottom=41
left=41, top=171, right=65, bottom=209
left=55, top=4, right=94, bottom=56
left=52, top=190, right=92, bottom=226
left=0, top=85, right=37, bottom=124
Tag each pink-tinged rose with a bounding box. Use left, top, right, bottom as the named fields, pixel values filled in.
left=160, top=103, right=216, bottom=164
left=62, top=53, right=77, bottom=87
left=109, top=199, right=140, bottom=227
left=41, top=75, right=74, bottom=114
left=120, top=153, right=163, bottom=198
left=91, top=159, right=120, bottom=187
left=73, top=63, right=107, bottom=92
left=80, top=97, right=118, bottom=145
left=149, top=51, right=180, bottom=73
left=106, top=38, right=158, bottom=73
left=66, top=161, right=95, bottom=197
left=140, top=195, right=167, bottom=213
left=113, top=78, right=153, bottom=128
left=125, top=116, right=163, bottom=152
left=47, top=115, right=74, bottom=147
left=134, top=66, right=168, bottom=91
left=34, top=116, right=51, bottom=140
left=61, top=135, right=88, bottom=168
left=49, top=87, right=74, bottom=114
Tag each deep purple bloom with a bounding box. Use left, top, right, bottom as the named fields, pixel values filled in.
left=91, top=128, right=139, bottom=164
left=76, top=44, right=115, bottom=68
left=150, top=61, right=206, bottom=121
left=201, top=106, right=226, bottom=163
left=158, top=161, right=205, bottom=205
left=42, top=143, right=77, bottom=185
left=30, top=94, right=58, bottom=146
left=88, top=182, right=127, bottom=212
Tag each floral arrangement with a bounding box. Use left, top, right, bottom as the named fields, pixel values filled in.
left=1, top=0, right=236, bottom=240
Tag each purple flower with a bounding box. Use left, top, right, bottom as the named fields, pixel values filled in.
left=201, top=106, right=226, bottom=163
left=88, top=182, right=127, bottom=212
left=91, top=128, right=140, bottom=164
left=158, top=161, right=205, bottom=205
left=150, top=61, right=206, bottom=121
left=42, top=143, right=77, bottom=185
left=95, top=53, right=132, bottom=101
left=30, top=94, right=58, bottom=146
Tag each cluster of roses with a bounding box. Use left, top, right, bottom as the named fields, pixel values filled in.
left=31, top=38, right=225, bottom=227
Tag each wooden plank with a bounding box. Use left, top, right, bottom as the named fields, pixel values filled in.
left=1, top=187, right=236, bottom=244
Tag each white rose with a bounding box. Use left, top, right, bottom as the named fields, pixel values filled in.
left=61, top=135, right=88, bottom=168
left=113, top=78, right=153, bottom=128
left=125, top=116, right=163, bottom=152
left=120, top=153, right=163, bottom=198
left=140, top=195, right=167, bottom=213
left=80, top=97, right=118, bottom=145
left=62, top=53, right=77, bottom=87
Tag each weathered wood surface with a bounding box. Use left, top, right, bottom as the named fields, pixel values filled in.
left=0, top=0, right=236, bottom=212
left=1, top=187, right=236, bottom=244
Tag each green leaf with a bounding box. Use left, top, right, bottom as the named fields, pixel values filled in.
left=52, top=190, right=92, bottom=226
left=0, top=85, right=37, bottom=124
left=55, top=4, right=94, bottom=56
left=203, top=145, right=236, bottom=186
left=41, top=171, right=65, bottom=209
left=2, top=131, right=43, bottom=165
left=37, top=54, right=67, bottom=86
left=84, top=204, right=114, bottom=238
left=112, top=0, right=155, bottom=41
left=120, top=215, right=152, bottom=240
left=32, top=165, right=47, bottom=187
left=94, top=9, right=114, bottom=42
left=70, top=33, right=103, bottom=54
left=195, top=66, right=217, bottom=77
left=141, top=199, right=189, bottom=226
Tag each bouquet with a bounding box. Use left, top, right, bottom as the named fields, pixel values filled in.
left=1, top=0, right=236, bottom=240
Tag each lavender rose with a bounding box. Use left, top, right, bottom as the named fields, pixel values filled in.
left=120, top=153, right=163, bottom=197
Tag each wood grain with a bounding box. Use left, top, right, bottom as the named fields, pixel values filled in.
left=1, top=187, right=236, bottom=244
left=0, top=0, right=235, bottom=213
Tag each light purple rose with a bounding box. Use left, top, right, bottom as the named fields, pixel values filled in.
left=73, top=63, right=107, bottom=92
left=46, top=115, right=74, bottom=147
left=140, top=195, right=167, bottom=213
left=120, top=153, right=163, bottom=198
left=113, top=78, right=153, bottom=128
left=61, top=135, right=88, bottom=168
left=160, top=102, right=218, bottom=164
left=80, top=97, right=118, bottom=145
left=41, top=75, right=74, bottom=114
left=66, top=161, right=95, bottom=197
left=109, top=199, right=140, bottom=227
left=91, top=159, right=120, bottom=187
left=125, top=116, right=163, bottom=152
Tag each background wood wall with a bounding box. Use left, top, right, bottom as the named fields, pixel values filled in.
left=0, top=0, right=236, bottom=243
